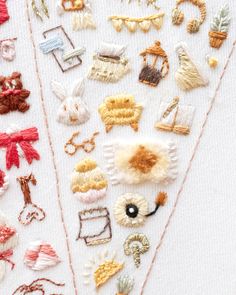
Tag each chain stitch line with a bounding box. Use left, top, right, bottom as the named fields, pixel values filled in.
left=25, top=0, right=78, bottom=294
left=140, top=40, right=236, bottom=295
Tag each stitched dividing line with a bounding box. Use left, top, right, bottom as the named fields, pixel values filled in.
left=25, top=0, right=78, bottom=294
left=140, top=40, right=236, bottom=295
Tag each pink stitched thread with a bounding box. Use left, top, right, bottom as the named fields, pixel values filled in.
left=25, top=0, right=78, bottom=294
left=140, top=40, right=236, bottom=295
left=0, top=0, right=9, bottom=25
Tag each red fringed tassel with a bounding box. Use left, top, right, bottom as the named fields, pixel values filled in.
left=0, top=0, right=9, bottom=25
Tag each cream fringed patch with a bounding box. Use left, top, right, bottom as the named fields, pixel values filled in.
left=124, top=233, right=149, bottom=268
left=172, top=0, right=206, bottom=34
left=155, top=97, right=195, bottom=135
left=98, top=94, right=143, bottom=133
left=51, top=78, right=90, bottom=126
left=24, top=240, right=60, bottom=271
left=109, top=13, right=164, bottom=33
left=83, top=249, right=124, bottom=288
left=57, top=0, right=96, bottom=31
left=88, top=42, right=130, bottom=83
left=71, top=158, right=108, bottom=204
left=77, top=207, right=112, bottom=246
left=0, top=211, right=18, bottom=282
left=114, top=192, right=167, bottom=227
left=104, top=140, right=177, bottom=185
left=175, top=42, right=209, bottom=91
left=116, top=275, right=134, bottom=295
left=209, top=4, right=231, bottom=49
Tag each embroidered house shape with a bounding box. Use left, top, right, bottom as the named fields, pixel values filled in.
left=77, top=207, right=112, bottom=246
left=139, top=41, right=169, bottom=87
left=155, top=97, right=195, bottom=135
left=88, top=42, right=130, bottom=83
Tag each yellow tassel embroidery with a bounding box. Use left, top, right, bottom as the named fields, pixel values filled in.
left=98, top=94, right=143, bottom=133
left=109, top=13, right=164, bottom=33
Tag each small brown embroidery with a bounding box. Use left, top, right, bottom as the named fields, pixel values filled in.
left=64, top=131, right=99, bottom=155
left=17, top=174, right=46, bottom=226
left=77, top=207, right=112, bottom=246
left=129, top=146, right=158, bottom=174
left=0, top=72, right=30, bottom=114
left=139, top=41, right=169, bottom=87
left=12, top=278, right=65, bottom=295
left=42, top=26, right=82, bottom=72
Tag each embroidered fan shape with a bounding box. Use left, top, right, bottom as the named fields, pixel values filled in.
left=139, top=41, right=169, bottom=87
left=0, top=211, right=18, bottom=282
left=0, top=126, right=40, bottom=170
left=104, top=140, right=177, bottom=185
left=71, top=158, right=108, bottom=204
left=175, top=42, right=208, bottom=91
left=98, top=94, right=143, bottom=133
left=209, top=4, right=231, bottom=49
left=0, top=72, right=30, bottom=114
left=24, top=240, right=60, bottom=271
left=83, top=249, right=124, bottom=288
left=116, top=275, right=134, bottom=295
left=57, top=0, right=96, bottom=31
left=88, top=42, right=130, bottom=83
left=155, top=97, right=195, bottom=135
left=51, top=78, right=90, bottom=126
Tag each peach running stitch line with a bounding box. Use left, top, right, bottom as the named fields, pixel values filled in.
left=140, top=40, right=236, bottom=295
left=25, top=0, right=78, bottom=294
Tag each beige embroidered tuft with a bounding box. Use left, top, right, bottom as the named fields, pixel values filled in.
left=175, top=42, right=209, bottom=91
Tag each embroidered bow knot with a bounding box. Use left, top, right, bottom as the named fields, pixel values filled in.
left=0, top=127, right=40, bottom=170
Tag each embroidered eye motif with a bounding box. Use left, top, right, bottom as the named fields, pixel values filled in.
left=114, top=192, right=167, bottom=227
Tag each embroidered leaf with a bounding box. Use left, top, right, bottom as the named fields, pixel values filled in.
left=210, top=4, right=231, bottom=32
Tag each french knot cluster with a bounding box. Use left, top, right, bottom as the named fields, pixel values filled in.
left=172, top=8, right=184, bottom=25
left=187, top=19, right=201, bottom=33
left=0, top=72, right=30, bottom=114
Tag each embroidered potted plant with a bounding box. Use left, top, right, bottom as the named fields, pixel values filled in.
left=209, top=4, right=231, bottom=49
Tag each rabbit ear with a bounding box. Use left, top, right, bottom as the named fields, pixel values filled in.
left=51, top=80, right=67, bottom=101
left=71, top=78, right=85, bottom=97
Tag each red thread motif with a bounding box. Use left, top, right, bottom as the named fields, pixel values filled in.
left=0, top=127, right=40, bottom=170
left=0, top=0, right=9, bottom=25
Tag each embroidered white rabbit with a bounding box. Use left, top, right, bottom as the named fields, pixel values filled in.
left=51, top=78, right=90, bottom=125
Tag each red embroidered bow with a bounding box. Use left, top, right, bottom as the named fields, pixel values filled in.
left=0, top=249, right=15, bottom=270
left=0, top=127, right=40, bottom=170
left=0, top=0, right=9, bottom=25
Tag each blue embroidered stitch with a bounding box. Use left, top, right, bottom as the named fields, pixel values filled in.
left=39, top=35, right=64, bottom=54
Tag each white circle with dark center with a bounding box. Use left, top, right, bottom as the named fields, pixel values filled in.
left=114, top=193, right=149, bottom=227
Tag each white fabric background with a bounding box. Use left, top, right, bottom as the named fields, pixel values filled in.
left=0, top=0, right=236, bottom=294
